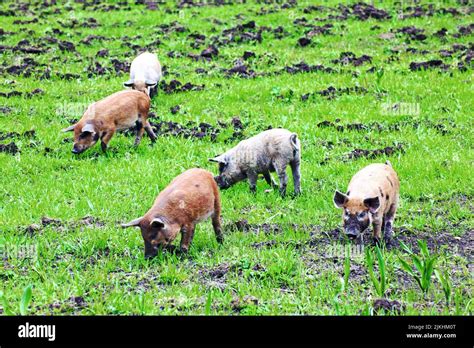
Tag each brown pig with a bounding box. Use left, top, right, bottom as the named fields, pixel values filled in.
left=61, top=90, right=157, bottom=154
left=333, top=161, right=400, bottom=242
left=121, top=168, right=223, bottom=258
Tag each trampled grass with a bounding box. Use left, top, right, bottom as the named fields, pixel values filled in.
left=0, top=0, right=473, bottom=315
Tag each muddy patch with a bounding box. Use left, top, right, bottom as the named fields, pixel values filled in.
left=0, top=88, right=44, bottom=98
left=396, top=26, right=427, bottom=41
left=159, top=79, right=205, bottom=93
left=302, top=86, right=368, bottom=101
left=199, top=262, right=267, bottom=289
left=223, top=61, right=257, bottom=78
left=24, top=216, right=106, bottom=235
left=332, top=52, right=372, bottom=66
left=231, top=219, right=285, bottom=234
left=373, top=299, right=405, bottom=314
left=0, top=130, right=36, bottom=141
left=409, top=59, right=449, bottom=71
left=131, top=116, right=246, bottom=142
left=0, top=142, right=19, bottom=155
left=282, top=61, right=335, bottom=74
left=344, top=143, right=405, bottom=161
left=34, top=295, right=88, bottom=314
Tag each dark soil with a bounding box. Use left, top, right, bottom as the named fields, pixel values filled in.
left=396, top=26, right=427, bottom=41
left=373, top=299, right=405, bottom=314
left=0, top=142, right=19, bottom=155
left=159, top=79, right=205, bottom=93
left=223, top=62, right=257, bottom=78
left=409, top=60, right=449, bottom=71
left=332, top=52, right=372, bottom=66
left=134, top=116, right=244, bottom=142
left=0, top=130, right=35, bottom=141
left=344, top=144, right=405, bottom=161
left=302, top=86, right=368, bottom=100
left=231, top=219, right=284, bottom=234
left=282, top=61, right=335, bottom=74
left=24, top=216, right=106, bottom=235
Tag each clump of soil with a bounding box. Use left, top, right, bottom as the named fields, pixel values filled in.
left=35, top=296, right=87, bottom=314
left=344, top=144, right=405, bottom=161
left=199, top=45, right=219, bottom=60
left=332, top=52, right=372, bottom=66
left=350, top=2, right=391, bottom=20
left=453, top=24, right=474, bottom=38
left=282, top=61, right=335, bottom=74
left=159, top=79, right=205, bottom=93
left=297, top=37, right=311, bottom=47
left=0, top=130, right=35, bottom=141
left=24, top=216, right=106, bottom=234
left=231, top=295, right=259, bottom=312
left=302, top=86, right=368, bottom=100
left=373, top=299, right=405, bottom=314
left=231, top=219, right=284, bottom=234
left=199, top=262, right=266, bottom=286
left=223, top=61, right=257, bottom=78
left=396, top=26, right=427, bottom=41
left=0, top=142, right=19, bottom=155
left=409, top=60, right=449, bottom=71
left=215, top=20, right=263, bottom=46
left=148, top=119, right=220, bottom=141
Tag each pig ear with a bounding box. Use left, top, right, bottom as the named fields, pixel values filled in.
left=145, top=79, right=157, bottom=87
left=333, top=190, right=348, bottom=208
left=81, top=123, right=95, bottom=134
left=150, top=218, right=165, bottom=229
left=121, top=217, right=143, bottom=228
left=124, top=79, right=134, bottom=87
left=61, top=125, right=75, bottom=132
left=209, top=155, right=226, bottom=164
left=364, top=196, right=380, bottom=213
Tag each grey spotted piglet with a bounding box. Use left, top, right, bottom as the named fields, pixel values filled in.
left=209, top=128, right=301, bottom=196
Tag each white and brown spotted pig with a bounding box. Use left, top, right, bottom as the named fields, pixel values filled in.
left=333, top=161, right=400, bottom=242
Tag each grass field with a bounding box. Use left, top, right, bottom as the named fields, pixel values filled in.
left=0, top=0, right=473, bottom=315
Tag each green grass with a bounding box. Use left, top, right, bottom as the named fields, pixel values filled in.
left=0, top=0, right=473, bottom=315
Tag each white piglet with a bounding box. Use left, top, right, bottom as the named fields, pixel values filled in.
left=124, top=52, right=162, bottom=97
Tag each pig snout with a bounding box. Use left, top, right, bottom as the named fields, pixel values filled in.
left=214, top=175, right=230, bottom=189
left=345, top=228, right=360, bottom=240
left=72, top=144, right=85, bottom=154
left=144, top=241, right=158, bottom=259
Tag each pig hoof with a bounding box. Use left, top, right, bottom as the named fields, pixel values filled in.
left=372, top=238, right=382, bottom=246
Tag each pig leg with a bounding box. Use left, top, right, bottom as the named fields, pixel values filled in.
left=290, top=159, right=301, bottom=195
left=100, top=129, right=115, bottom=152
left=372, top=216, right=383, bottom=244
left=212, top=213, right=224, bottom=245
left=273, top=161, right=288, bottom=197
left=144, top=121, right=157, bottom=143
left=263, top=172, right=277, bottom=188
left=180, top=224, right=195, bottom=253
left=383, top=203, right=398, bottom=241
left=212, top=186, right=224, bottom=244
left=247, top=170, right=258, bottom=194
left=134, top=118, right=145, bottom=146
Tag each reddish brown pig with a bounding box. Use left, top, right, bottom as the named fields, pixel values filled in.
left=62, top=90, right=156, bottom=154
left=121, top=168, right=223, bottom=258
left=333, top=161, right=400, bottom=243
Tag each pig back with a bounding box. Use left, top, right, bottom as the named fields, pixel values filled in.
left=153, top=169, right=217, bottom=223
